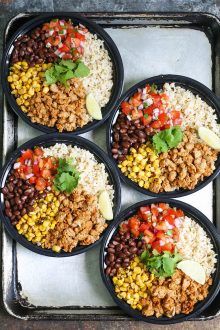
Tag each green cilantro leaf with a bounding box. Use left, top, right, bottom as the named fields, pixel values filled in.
left=54, top=158, right=80, bottom=194
left=59, top=59, right=77, bottom=70
left=153, top=126, right=183, bottom=153
left=166, top=230, right=173, bottom=236
left=45, top=67, right=57, bottom=85
left=73, top=61, right=90, bottom=78
left=45, top=59, right=90, bottom=87
left=144, top=113, right=149, bottom=119
left=141, top=250, right=182, bottom=278
left=143, top=102, right=148, bottom=108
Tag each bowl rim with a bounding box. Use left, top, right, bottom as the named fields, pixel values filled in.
left=0, top=133, right=121, bottom=257
left=106, top=74, right=220, bottom=198
left=100, top=198, right=220, bottom=324
left=1, top=12, right=124, bottom=135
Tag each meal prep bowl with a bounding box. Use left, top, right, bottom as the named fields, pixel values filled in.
left=100, top=198, right=220, bottom=324
left=0, top=134, right=121, bottom=257
left=107, top=74, right=220, bottom=197
left=1, top=12, right=124, bottom=134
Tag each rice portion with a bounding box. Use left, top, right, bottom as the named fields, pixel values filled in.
left=82, top=32, right=113, bottom=108
left=42, top=143, right=114, bottom=201
left=176, top=216, right=217, bottom=277
left=164, top=82, right=220, bottom=137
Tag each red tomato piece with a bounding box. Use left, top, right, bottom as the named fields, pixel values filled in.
left=29, top=176, right=36, bottom=184
left=151, top=240, right=162, bottom=253
left=161, top=242, right=174, bottom=252
left=34, top=147, right=43, bottom=157
left=142, top=115, right=152, bottom=126
left=131, top=228, right=140, bottom=238
left=128, top=217, right=140, bottom=228
left=120, top=223, right=129, bottom=232
left=21, top=149, right=33, bottom=160
left=144, top=105, right=155, bottom=115
left=139, top=223, right=150, bottom=233
left=163, top=215, right=175, bottom=226
left=59, top=44, right=70, bottom=53
left=41, top=169, right=52, bottom=179
left=73, top=38, right=81, bottom=47
left=131, top=110, right=143, bottom=120
left=151, top=120, right=162, bottom=129
left=155, top=221, right=169, bottom=231
left=62, top=53, right=72, bottom=60
left=35, top=178, right=46, bottom=191
left=175, top=209, right=184, bottom=218
left=158, top=113, right=169, bottom=125
left=170, top=110, right=180, bottom=120
left=33, top=164, right=40, bottom=176
left=158, top=203, right=169, bottom=210
left=75, top=31, right=85, bottom=41
left=151, top=206, right=159, bottom=216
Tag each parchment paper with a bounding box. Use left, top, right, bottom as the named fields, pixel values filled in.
left=16, top=27, right=213, bottom=307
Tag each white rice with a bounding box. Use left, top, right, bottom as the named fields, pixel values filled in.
left=42, top=143, right=114, bottom=201
left=82, top=32, right=113, bottom=108
left=176, top=216, right=217, bottom=277
left=163, top=82, right=220, bottom=137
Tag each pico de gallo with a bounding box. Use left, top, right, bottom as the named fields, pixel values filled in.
left=120, top=203, right=184, bottom=253
left=13, top=147, right=58, bottom=191
left=42, top=18, right=88, bottom=60
left=121, top=83, right=182, bottom=135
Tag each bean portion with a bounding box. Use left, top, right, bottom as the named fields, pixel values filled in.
left=105, top=230, right=146, bottom=277
left=111, top=113, right=149, bottom=163
left=2, top=171, right=46, bottom=225
left=11, top=27, right=57, bottom=66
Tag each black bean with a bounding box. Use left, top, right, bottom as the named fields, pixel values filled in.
left=5, top=200, right=10, bottom=208
left=109, top=254, right=115, bottom=262
left=2, top=187, right=8, bottom=194
left=129, top=247, right=138, bottom=253
left=122, top=262, right=129, bottom=268
left=105, top=267, right=111, bottom=275
left=115, top=244, right=123, bottom=252
left=110, top=269, right=116, bottom=276
left=21, top=208, right=27, bottom=216
left=7, top=183, right=14, bottom=192
left=5, top=209, right=12, bottom=218
left=107, top=247, right=115, bottom=254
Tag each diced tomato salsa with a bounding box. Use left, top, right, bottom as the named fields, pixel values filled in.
left=119, top=203, right=184, bottom=253
left=42, top=19, right=88, bottom=60
left=14, top=147, right=58, bottom=191
left=120, top=84, right=182, bottom=134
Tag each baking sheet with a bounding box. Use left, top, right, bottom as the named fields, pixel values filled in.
left=15, top=26, right=213, bottom=307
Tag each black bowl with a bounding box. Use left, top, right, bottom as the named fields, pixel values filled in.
left=1, top=12, right=124, bottom=134
left=107, top=74, right=220, bottom=197
left=100, top=198, right=220, bottom=324
left=0, top=134, right=121, bottom=257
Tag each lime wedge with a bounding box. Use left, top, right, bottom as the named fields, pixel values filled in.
left=177, top=260, right=206, bottom=285
left=86, top=93, right=102, bottom=120
left=98, top=190, right=113, bottom=220
left=198, top=127, right=220, bottom=150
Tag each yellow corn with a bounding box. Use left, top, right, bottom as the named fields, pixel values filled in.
left=112, top=256, right=154, bottom=311
left=118, top=142, right=161, bottom=191
left=7, top=62, right=51, bottom=109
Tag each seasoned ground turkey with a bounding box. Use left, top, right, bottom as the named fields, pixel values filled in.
left=151, top=127, right=218, bottom=193
left=141, top=270, right=212, bottom=318
left=44, top=188, right=107, bottom=252
left=28, top=79, right=91, bottom=132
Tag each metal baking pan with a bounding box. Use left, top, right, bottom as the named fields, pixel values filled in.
left=1, top=12, right=220, bottom=321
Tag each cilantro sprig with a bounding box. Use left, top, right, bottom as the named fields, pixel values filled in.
left=153, top=126, right=183, bottom=153
left=54, top=158, right=80, bottom=194
left=45, top=59, right=90, bottom=87
left=141, top=249, right=182, bottom=278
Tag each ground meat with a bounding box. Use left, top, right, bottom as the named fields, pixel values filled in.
left=150, top=127, right=218, bottom=193
left=28, top=78, right=91, bottom=132
left=141, top=270, right=212, bottom=318
left=44, top=188, right=107, bottom=252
